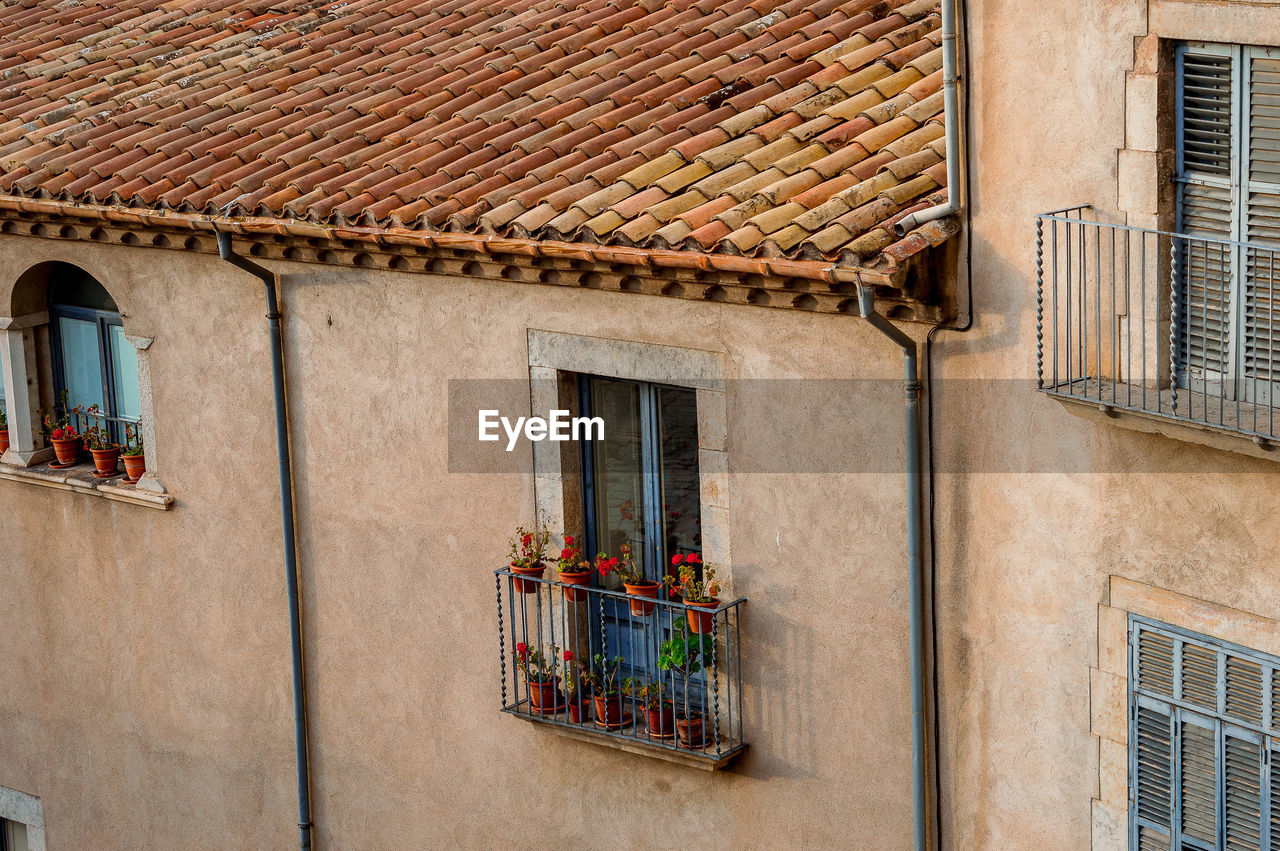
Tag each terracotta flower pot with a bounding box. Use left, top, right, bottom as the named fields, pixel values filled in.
left=122, top=452, right=146, bottom=483
left=593, top=693, right=625, bottom=727
left=624, top=580, right=660, bottom=616
left=567, top=695, right=591, bottom=724
left=90, top=446, right=121, bottom=477
left=510, top=562, right=545, bottom=594
left=0, top=429, right=9, bottom=454
left=646, top=702, right=675, bottom=737
left=676, top=713, right=706, bottom=749
left=558, top=568, right=593, bottom=602
left=686, top=598, right=720, bottom=634
left=526, top=678, right=560, bottom=713
left=51, top=437, right=80, bottom=465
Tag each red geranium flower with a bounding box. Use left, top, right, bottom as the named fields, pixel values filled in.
left=686, top=553, right=701, bottom=565
left=516, top=642, right=528, bottom=658
left=563, top=650, right=573, bottom=662
left=671, top=554, right=683, bottom=566
left=564, top=535, right=574, bottom=545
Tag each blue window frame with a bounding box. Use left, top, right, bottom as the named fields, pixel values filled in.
left=48, top=266, right=140, bottom=443
left=1129, top=615, right=1280, bottom=850
left=578, top=375, right=701, bottom=677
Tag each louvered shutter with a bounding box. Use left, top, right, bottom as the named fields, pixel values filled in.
left=1180, top=715, right=1219, bottom=846
left=1135, top=699, right=1175, bottom=847
left=1242, top=48, right=1280, bottom=403
left=1223, top=727, right=1264, bottom=850
left=1177, top=44, right=1238, bottom=391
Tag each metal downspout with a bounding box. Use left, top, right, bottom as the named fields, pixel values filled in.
left=857, top=284, right=930, bottom=851
left=894, top=0, right=961, bottom=236
left=216, top=232, right=314, bottom=850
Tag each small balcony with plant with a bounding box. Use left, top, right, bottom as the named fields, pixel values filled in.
left=495, top=528, right=747, bottom=769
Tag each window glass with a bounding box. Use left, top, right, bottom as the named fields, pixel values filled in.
left=57, top=315, right=105, bottom=414
left=109, top=324, right=141, bottom=422
left=588, top=378, right=646, bottom=586
left=657, top=386, right=701, bottom=577
left=1, top=818, right=30, bottom=851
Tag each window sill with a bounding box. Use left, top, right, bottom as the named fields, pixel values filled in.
left=505, top=707, right=748, bottom=770
left=1047, top=388, right=1280, bottom=463
left=0, top=460, right=173, bottom=509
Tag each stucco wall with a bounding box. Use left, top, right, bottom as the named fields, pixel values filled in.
left=0, top=235, right=924, bottom=848
left=937, top=1, right=1280, bottom=849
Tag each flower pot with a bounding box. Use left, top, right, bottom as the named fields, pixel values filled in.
left=558, top=569, right=593, bottom=602
left=510, top=562, right=545, bottom=594
left=593, top=693, right=625, bottom=727
left=526, top=678, right=560, bottom=713
left=676, top=713, right=706, bottom=749
left=686, top=598, right=720, bottom=634
left=567, top=696, right=591, bottom=724
left=90, top=446, right=121, bottom=477
left=646, top=702, right=675, bottom=738
left=51, top=436, right=81, bottom=466
left=624, top=580, right=660, bottom=616
left=0, top=429, right=9, bottom=454
left=122, top=452, right=146, bottom=483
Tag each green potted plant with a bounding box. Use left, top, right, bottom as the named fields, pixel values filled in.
left=664, top=554, right=720, bottom=633
left=121, top=424, right=146, bottom=483
left=508, top=525, right=550, bottom=593
left=629, top=678, right=674, bottom=738
left=659, top=619, right=715, bottom=749
left=584, top=654, right=629, bottom=728
left=598, top=543, right=660, bottom=616
left=43, top=411, right=81, bottom=467
left=562, top=650, right=591, bottom=723
left=0, top=406, right=9, bottom=454
left=514, top=642, right=560, bottom=713
left=80, top=404, right=120, bottom=478
left=556, top=535, right=593, bottom=602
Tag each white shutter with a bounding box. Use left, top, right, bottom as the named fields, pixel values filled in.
left=1242, top=49, right=1280, bottom=401
left=1177, top=44, right=1238, bottom=390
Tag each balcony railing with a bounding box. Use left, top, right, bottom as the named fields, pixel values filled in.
left=1035, top=205, right=1280, bottom=443
left=495, top=567, right=747, bottom=769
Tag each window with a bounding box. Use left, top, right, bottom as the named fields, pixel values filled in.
left=1129, top=616, right=1280, bottom=849
left=47, top=263, right=140, bottom=441
left=1175, top=43, right=1280, bottom=403
left=0, top=818, right=29, bottom=851
left=580, top=377, right=701, bottom=675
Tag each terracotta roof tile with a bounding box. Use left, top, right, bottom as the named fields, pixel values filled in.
left=0, top=0, right=953, bottom=265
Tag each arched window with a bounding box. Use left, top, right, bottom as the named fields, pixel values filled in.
left=47, top=264, right=140, bottom=441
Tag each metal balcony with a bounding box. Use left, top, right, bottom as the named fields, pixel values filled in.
left=495, top=567, right=747, bottom=769
left=1035, top=205, right=1280, bottom=444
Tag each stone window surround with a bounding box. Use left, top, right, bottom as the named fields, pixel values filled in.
left=0, top=785, right=45, bottom=851
left=525, top=329, right=731, bottom=595
left=0, top=269, right=170, bottom=508
left=1089, top=576, right=1280, bottom=849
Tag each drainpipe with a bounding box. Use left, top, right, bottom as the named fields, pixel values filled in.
left=216, top=232, right=314, bottom=850
left=856, top=283, right=930, bottom=851
left=894, top=0, right=962, bottom=236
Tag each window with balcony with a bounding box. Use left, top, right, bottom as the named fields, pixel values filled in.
left=496, top=348, right=744, bottom=769
left=1036, top=41, right=1280, bottom=449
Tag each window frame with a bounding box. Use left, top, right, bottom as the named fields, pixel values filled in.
left=1174, top=40, right=1280, bottom=403
left=1128, top=615, right=1280, bottom=850
left=48, top=298, right=139, bottom=443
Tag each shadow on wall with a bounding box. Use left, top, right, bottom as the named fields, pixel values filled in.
left=726, top=572, right=820, bottom=782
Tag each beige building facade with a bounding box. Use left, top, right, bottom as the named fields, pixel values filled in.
left=5, top=0, right=1280, bottom=849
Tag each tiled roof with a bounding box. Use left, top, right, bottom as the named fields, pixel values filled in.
left=0, top=0, right=954, bottom=268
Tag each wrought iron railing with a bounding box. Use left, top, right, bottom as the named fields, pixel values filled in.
left=495, top=567, right=747, bottom=767
left=1036, top=205, right=1280, bottom=442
